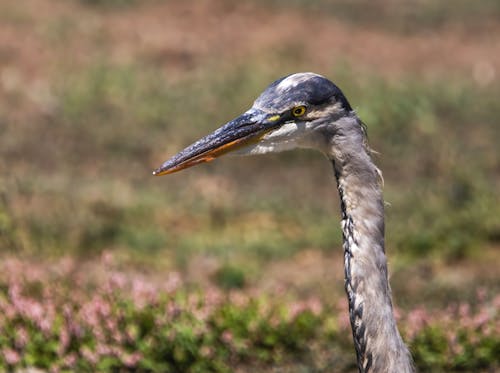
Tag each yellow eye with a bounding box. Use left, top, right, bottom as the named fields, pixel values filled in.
left=291, top=106, right=306, bottom=117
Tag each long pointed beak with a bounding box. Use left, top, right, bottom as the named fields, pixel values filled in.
left=153, top=109, right=276, bottom=176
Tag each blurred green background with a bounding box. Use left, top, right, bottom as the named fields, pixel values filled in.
left=0, top=0, right=499, bottom=370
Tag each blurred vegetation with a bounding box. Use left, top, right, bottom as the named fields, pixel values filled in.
left=0, top=0, right=499, bottom=371
left=0, top=258, right=498, bottom=372
left=1, top=62, right=498, bottom=264
left=263, top=0, right=500, bottom=32
left=214, top=265, right=246, bottom=290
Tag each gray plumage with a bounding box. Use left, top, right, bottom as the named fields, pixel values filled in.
left=154, top=72, right=415, bottom=373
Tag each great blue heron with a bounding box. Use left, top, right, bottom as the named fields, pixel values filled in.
left=153, top=72, right=414, bottom=373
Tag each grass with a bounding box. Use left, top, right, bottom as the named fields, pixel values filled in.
left=260, top=0, right=500, bottom=33
left=2, top=62, right=498, bottom=263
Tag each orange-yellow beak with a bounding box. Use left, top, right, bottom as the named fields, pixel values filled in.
left=153, top=109, right=279, bottom=176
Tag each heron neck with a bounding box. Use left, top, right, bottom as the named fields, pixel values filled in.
left=327, top=118, right=413, bottom=373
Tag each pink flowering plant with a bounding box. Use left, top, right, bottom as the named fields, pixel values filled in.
left=0, top=256, right=498, bottom=372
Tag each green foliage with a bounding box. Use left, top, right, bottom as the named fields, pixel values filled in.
left=0, top=189, right=18, bottom=252
left=78, top=0, right=137, bottom=9
left=0, top=261, right=498, bottom=372
left=411, top=325, right=500, bottom=372
left=412, top=326, right=449, bottom=370
left=214, top=265, right=246, bottom=290
left=0, top=266, right=325, bottom=372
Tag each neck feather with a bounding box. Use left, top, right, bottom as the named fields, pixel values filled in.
left=326, top=115, right=413, bottom=373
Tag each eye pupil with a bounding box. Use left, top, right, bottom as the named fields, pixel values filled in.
left=293, top=106, right=306, bottom=116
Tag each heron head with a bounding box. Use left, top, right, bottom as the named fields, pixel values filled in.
left=153, top=72, right=353, bottom=176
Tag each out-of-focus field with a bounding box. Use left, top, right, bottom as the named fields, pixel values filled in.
left=0, top=0, right=499, bottom=372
